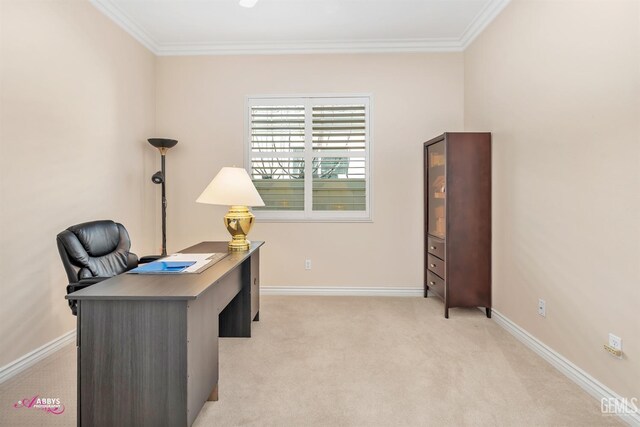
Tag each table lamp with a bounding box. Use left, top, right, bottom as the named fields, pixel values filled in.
left=196, top=167, right=265, bottom=251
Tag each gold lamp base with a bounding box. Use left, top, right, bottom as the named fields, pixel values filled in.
left=223, top=205, right=255, bottom=251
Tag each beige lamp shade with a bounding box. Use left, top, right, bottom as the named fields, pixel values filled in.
left=196, top=167, right=265, bottom=207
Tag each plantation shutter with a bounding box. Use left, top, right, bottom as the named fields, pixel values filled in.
left=249, top=105, right=305, bottom=211
left=311, top=104, right=366, bottom=211
left=247, top=97, right=371, bottom=220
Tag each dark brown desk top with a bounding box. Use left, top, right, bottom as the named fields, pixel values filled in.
left=66, top=241, right=264, bottom=301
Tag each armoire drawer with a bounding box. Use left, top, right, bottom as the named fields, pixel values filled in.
left=426, top=270, right=445, bottom=299
left=427, top=236, right=445, bottom=260
left=427, top=254, right=445, bottom=279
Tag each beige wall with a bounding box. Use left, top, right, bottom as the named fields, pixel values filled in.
left=0, top=1, right=156, bottom=367
left=155, top=53, right=464, bottom=287
left=6, top=0, right=635, bottom=406
left=464, top=0, right=640, bottom=399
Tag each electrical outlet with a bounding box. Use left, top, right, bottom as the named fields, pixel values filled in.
left=609, top=333, right=622, bottom=351
left=305, top=259, right=312, bottom=270
left=538, top=299, right=546, bottom=317
left=605, top=334, right=622, bottom=358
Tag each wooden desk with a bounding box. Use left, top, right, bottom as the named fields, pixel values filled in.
left=67, top=241, right=263, bottom=427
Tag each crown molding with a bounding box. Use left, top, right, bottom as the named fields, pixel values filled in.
left=90, top=0, right=511, bottom=56
left=460, top=0, right=512, bottom=49
left=154, top=38, right=464, bottom=56
left=90, top=0, right=159, bottom=53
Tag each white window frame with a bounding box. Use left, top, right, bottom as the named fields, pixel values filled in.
left=245, top=94, right=373, bottom=222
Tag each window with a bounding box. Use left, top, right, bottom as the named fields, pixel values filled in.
left=246, top=96, right=372, bottom=221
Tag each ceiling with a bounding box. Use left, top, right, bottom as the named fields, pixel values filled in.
left=90, top=0, right=511, bottom=55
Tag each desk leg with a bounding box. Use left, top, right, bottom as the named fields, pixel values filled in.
left=219, top=257, right=253, bottom=337
left=208, top=384, right=219, bottom=402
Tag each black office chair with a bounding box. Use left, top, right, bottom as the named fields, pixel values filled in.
left=57, top=220, right=139, bottom=315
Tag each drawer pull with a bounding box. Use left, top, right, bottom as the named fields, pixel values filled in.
left=430, top=263, right=437, bottom=268
left=430, top=246, right=436, bottom=250
left=429, top=281, right=435, bottom=285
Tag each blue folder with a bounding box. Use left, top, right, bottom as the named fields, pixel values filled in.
left=129, top=261, right=196, bottom=274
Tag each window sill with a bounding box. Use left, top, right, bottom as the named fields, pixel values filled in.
left=254, top=213, right=373, bottom=223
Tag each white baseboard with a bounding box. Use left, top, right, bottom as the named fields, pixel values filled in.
left=492, top=310, right=640, bottom=426
left=0, top=329, right=76, bottom=384
left=260, top=286, right=424, bottom=297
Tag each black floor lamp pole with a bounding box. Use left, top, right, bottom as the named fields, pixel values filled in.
left=160, top=153, right=167, bottom=256
left=148, top=138, right=178, bottom=258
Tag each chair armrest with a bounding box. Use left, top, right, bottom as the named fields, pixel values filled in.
left=139, top=255, right=161, bottom=264
left=127, top=252, right=139, bottom=270
left=79, top=277, right=109, bottom=285
left=67, top=277, right=109, bottom=295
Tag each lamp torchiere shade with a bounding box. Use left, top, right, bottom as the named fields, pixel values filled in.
left=196, top=167, right=265, bottom=251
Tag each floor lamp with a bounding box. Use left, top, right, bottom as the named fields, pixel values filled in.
left=148, top=138, right=178, bottom=259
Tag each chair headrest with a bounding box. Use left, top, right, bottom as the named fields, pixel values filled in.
left=67, top=220, right=121, bottom=257
left=57, top=220, right=134, bottom=283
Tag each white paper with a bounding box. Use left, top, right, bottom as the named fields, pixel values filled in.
left=160, top=253, right=221, bottom=273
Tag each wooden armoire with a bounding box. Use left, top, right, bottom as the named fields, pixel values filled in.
left=423, top=132, right=491, bottom=318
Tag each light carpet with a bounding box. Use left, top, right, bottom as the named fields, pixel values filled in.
left=0, top=296, right=621, bottom=426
